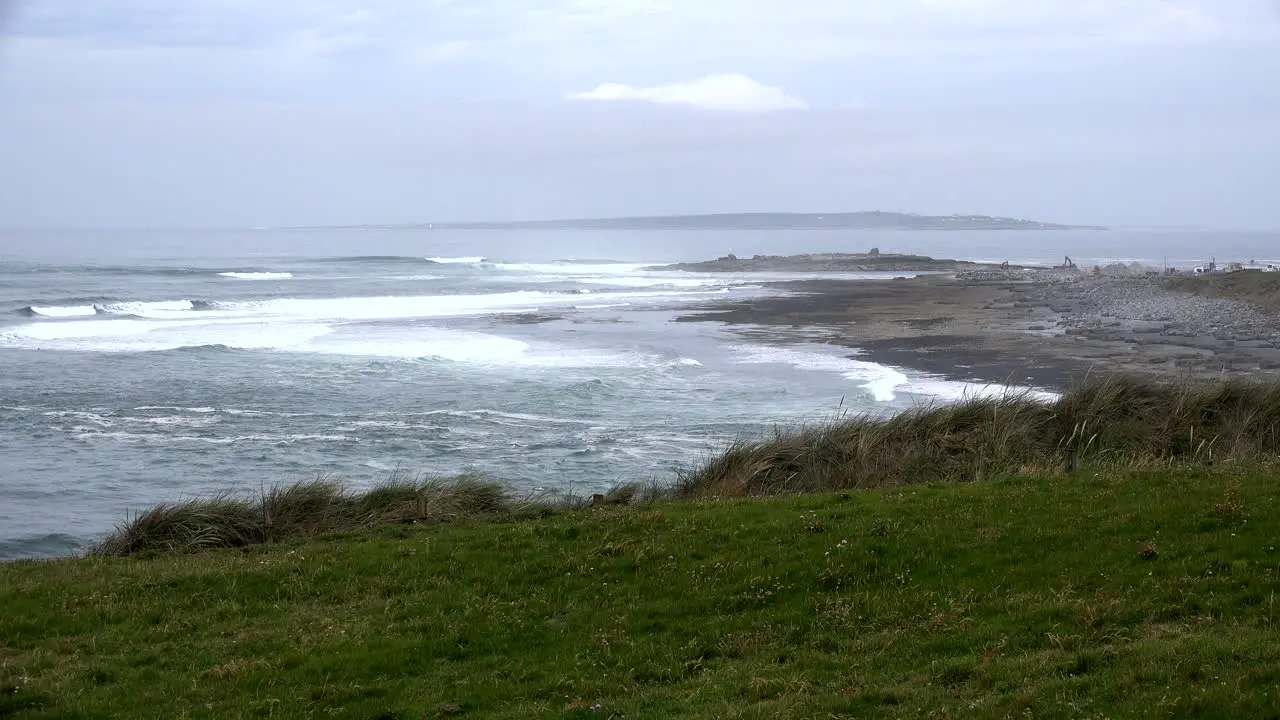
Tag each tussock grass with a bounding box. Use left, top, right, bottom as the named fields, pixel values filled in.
left=93, top=475, right=521, bottom=557
left=95, top=377, right=1280, bottom=556
left=673, top=376, right=1280, bottom=498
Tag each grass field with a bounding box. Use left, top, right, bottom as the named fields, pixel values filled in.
left=4, top=465, right=1279, bottom=719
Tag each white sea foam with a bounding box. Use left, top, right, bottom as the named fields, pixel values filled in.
left=133, top=415, right=221, bottom=428
left=729, top=345, right=908, bottom=402
left=490, top=261, right=653, bottom=275
left=578, top=275, right=722, bottom=288
left=424, top=409, right=598, bottom=426
left=66, top=429, right=355, bottom=445
left=214, top=289, right=715, bottom=321
left=729, top=344, right=1058, bottom=404
left=901, top=378, right=1060, bottom=404
left=308, top=326, right=671, bottom=368
left=5, top=318, right=334, bottom=351
left=99, top=300, right=196, bottom=317
left=27, top=305, right=97, bottom=318
left=217, top=272, right=294, bottom=280
left=426, top=256, right=486, bottom=264
left=20, top=300, right=204, bottom=321
left=310, top=327, right=530, bottom=364
left=2, top=288, right=728, bottom=352
left=43, top=410, right=116, bottom=426
left=3, top=305, right=690, bottom=368
left=2, top=279, right=742, bottom=364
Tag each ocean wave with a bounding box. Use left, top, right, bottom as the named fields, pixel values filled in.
left=488, top=261, right=653, bottom=275
left=98, top=300, right=195, bottom=316
left=729, top=345, right=909, bottom=402
left=578, top=275, right=722, bottom=288
left=66, top=429, right=356, bottom=445
left=23, top=304, right=99, bottom=318
left=424, top=409, right=598, bottom=426
left=20, top=300, right=198, bottom=319
left=167, top=343, right=241, bottom=354
left=188, top=288, right=716, bottom=322
left=10, top=264, right=216, bottom=278
left=425, top=256, right=487, bottom=264
left=0, top=533, right=84, bottom=561
left=4, top=318, right=336, bottom=351
left=1, top=289, right=731, bottom=356
left=726, top=344, right=1058, bottom=404
left=312, top=255, right=438, bottom=264
left=217, top=271, right=294, bottom=280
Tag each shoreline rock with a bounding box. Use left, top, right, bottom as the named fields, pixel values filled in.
left=673, top=272, right=1280, bottom=392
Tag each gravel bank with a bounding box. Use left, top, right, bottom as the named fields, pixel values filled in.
left=679, top=271, right=1280, bottom=391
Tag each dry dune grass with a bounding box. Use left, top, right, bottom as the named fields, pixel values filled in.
left=94, top=376, right=1280, bottom=555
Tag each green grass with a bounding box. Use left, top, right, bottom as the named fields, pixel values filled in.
left=4, top=466, right=1280, bottom=718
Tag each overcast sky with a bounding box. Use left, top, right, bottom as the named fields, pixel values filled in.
left=2, top=1, right=1279, bottom=229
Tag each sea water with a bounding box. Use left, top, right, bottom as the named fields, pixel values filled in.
left=1, top=226, right=1274, bottom=559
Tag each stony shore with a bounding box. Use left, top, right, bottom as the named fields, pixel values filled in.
left=675, top=269, right=1280, bottom=391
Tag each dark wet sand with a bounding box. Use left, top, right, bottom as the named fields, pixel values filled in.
left=676, top=274, right=1280, bottom=392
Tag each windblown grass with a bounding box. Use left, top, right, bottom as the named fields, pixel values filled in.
left=94, top=376, right=1280, bottom=556
left=92, top=475, right=525, bottom=557
left=673, top=376, right=1280, bottom=498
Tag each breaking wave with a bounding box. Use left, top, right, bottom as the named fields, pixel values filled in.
left=312, top=255, right=440, bottom=265
left=20, top=300, right=199, bottom=318
left=425, top=256, right=488, bottom=264
left=23, top=305, right=99, bottom=318
left=217, top=272, right=294, bottom=280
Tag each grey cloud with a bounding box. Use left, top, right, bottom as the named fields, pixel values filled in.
left=1, top=1, right=1278, bottom=232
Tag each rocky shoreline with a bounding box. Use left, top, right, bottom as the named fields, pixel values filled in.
left=1014, top=275, right=1280, bottom=351
left=676, top=270, right=1280, bottom=392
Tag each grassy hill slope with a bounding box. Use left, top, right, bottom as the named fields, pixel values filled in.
left=4, top=466, right=1279, bottom=719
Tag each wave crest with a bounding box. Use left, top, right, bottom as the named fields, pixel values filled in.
left=217, top=272, right=293, bottom=280
left=22, top=305, right=99, bottom=318
left=425, top=256, right=488, bottom=264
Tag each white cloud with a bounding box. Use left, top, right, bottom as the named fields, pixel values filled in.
left=3, top=1, right=1279, bottom=106
left=569, top=74, right=807, bottom=112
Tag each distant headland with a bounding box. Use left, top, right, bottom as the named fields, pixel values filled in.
left=295, top=212, right=1093, bottom=232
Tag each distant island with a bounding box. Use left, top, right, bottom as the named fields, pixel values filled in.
left=648, top=251, right=1028, bottom=273
left=295, top=212, right=1089, bottom=232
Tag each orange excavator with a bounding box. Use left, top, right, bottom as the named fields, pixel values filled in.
left=1053, top=256, right=1078, bottom=271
